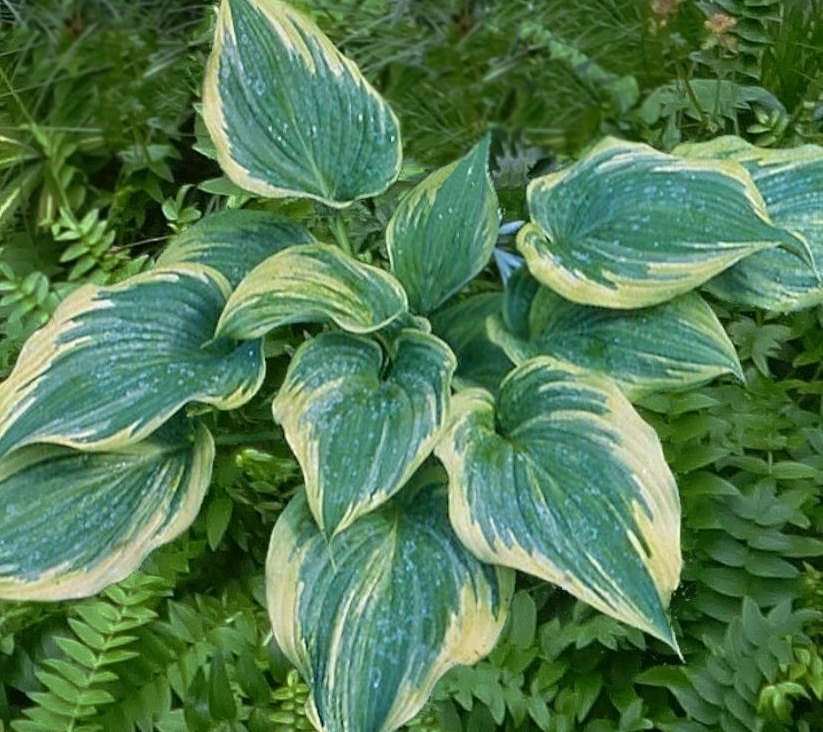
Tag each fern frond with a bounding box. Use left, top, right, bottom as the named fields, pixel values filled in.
left=11, top=574, right=170, bottom=732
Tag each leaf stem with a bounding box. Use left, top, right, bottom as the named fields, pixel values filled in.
left=330, top=213, right=354, bottom=255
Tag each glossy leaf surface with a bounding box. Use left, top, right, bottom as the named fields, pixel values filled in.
left=489, top=275, right=742, bottom=400
left=436, top=357, right=682, bottom=647
left=0, top=265, right=264, bottom=458
left=204, top=0, right=401, bottom=207
left=157, top=208, right=315, bottom=287
left=519, top=137, right=804, bottom=308
left=676, top=136, right=823, bottom=311
left=216, top=244, right=408, bottom=341
left=387, top=136, right=499, bottom=313
left=267, top=473, right=513, bottom=732
left=0, top=418, right=213, bottom=600
left=272, top=330, right=455, bottom=536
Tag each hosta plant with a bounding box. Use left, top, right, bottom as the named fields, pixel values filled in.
left=2, top=1, right=822, bottom=730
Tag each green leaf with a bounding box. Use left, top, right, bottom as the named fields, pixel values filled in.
left=267, top=471, right=513, bottom=732
left=272, top=330, right=455, bottom=536
left=518, top=137, right=804, bottom=308
left=203, top=0, right=401, bottom=208
left=208, top=651, right=238, bottom=721
left=216, top=243, right=408, bottom=340
left=435, top=357, right=682, bottom=648
left=386, top=136, right=499, bottom=313
left=675, top=136, right=823, bottom=311
left=0, top=166, right=40, bottom=230
left=430, top=293, right=513, bottom=393
left=157, top=208, right=315, bottom=288
left=488, top=276, right=742, bottom=400
left=508, top=591, right=537, bottom=650
left=0, top=265, right=264, bottom=458
left=0, top=418, right=213, bottom=600
left=206, top=497, right=234, bottom=551
left=501, top=265, right=539, bottom=338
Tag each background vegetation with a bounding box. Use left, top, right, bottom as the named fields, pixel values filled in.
left=0, top=0, right=821, bottom=730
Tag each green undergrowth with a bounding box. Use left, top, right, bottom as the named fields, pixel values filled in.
left=0, top=0, right=822, bottom=730
left=0, top=305, right=820, bottom=731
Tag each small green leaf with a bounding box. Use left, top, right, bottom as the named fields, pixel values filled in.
left=489, top=274, right=742, bottom=400
left=216, top=243, right=408, bottom=341
left=236, top=653, right=271, bottom=705
left=267, top=471, right=513, bottom=732
left=436, top=358, right=682, bottom=648
left=272, top=330, right=455, bottom=536
left=0, top=418, right=213, bottom=601
left=387, top=136, right=499, bottom=313
left=203, top=0, right=401, bottom=207
left=206, top=496, right=234, bottom=550
left=157, top=208, right=315, bottom=288
left=0, top=265, right=264, bottom=458
left=675, top=136, right=823, bottom=311
left=519, top=137, right=804, bottom=308
left=508, top=592, right=537, bottom=650
left=208, top=651, right=238, bottom=721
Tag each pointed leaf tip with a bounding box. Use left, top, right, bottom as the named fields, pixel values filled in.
left=204, top=0, right=402, bottom=207
left=436, top=358, right=682, bottom=647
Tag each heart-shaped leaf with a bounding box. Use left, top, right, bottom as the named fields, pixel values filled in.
left=267, top=471, right=513, bottom=732
left=488, top=273, right=742, bottom=400
left=203, top=0, right=401, bottom=207
left=436, top=357, right=682, bottom=648
left=387, top=136, right=499, bottom=313
left=272, top=330, right=455, bottom=535
left=216, top=243, right=408, bottom=341
left=0, top=265, right=264, bottom=458
left=0, top=417, right=213, bottom=600
left=519, top=137, right=806, bottom=308
left=675, top=136, right=823, bottom=311
left=157, top=208, right=315, bottom=287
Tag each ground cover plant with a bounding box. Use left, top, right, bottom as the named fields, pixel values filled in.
left=0, top=1, right=821, bottom=731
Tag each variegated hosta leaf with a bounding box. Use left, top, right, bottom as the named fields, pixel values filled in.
left=0, top=418, right=213, bottom=600
left=500, top=263, right=539, bottom=338
left=430, top=292, right=512, bottom=394
left=157, top=208, right=315, bottom=287
left=435, top=357, right=682, bottom=648
left=675, top=136, right=823, bottom=311
left=203, top=0, right=401, bottom=208
left=272, top=330, right=455, bottom=536
left=0, top=265, right=264, bottom=458
left=488, top=276, right=742, bottom=400
left=267, top=473, right=513, bottom=732
left=386, top=136, right=499, bottom=313
left=519, top=137, right=806, bottom=308
left=216, top=243, right=408, bottom=341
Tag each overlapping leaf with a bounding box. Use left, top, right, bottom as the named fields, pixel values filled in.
left=267, top=472, right=513, bottom=732
left=676, top=136, right=823, bottom=311
left=272, top=330, right=455, bottom=536
left=0, top=264, right=264, bottom=458
left=0, top=418, right=213, bottom=600
left=387, top=136, right=499, bottom=313
left=203, top=0, right=401, bottom=207
left=518, top=137, right=807, bottom=308
left=216, top=243, right=408, bottom=340
left=488, top=270, right=742, bottom=400
left=157, top=208, right=315, bottom=287
left=430, top=292, right=512, bottom=393
left=436, top=357, right=682, bottom=647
